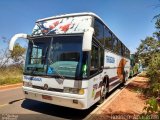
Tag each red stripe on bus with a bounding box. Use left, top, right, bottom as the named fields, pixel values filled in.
left=94, top=90, right=101, bottom=100
left=109, top=76, right=119, bottom=82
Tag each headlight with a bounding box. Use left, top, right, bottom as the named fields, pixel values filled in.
left=63, top=87, right=84, bottom=95
left=63, top=87, right=70, bottom=93
left=23, top=81, right=32, bottom=87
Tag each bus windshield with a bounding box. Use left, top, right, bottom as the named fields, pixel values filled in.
left=24, top=35, right=83, bottom=78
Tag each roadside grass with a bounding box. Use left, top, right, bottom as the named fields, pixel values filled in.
left=0, top=67, right=23, bottom=85
left=127, top=76, right=149, bottom=100
left=127, top=81, right=144, bottom=94
left=132, top=87, right=143, bottom=94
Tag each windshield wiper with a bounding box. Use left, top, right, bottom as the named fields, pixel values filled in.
left=53, top=68, right=65, bottom=79
left=47, top=38, right=65, bottom=80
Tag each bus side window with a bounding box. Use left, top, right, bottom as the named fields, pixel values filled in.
left=90, top=44, right=99, bottom=76
left=126, top=48, right=130, bottom=58
left=94, top=19, right=104, bottom=46
left=100, top=47, right=104, bottom=68
left=124, top=47, right=127, bottom=58
left=121, top=43, right=125, bottom=56
left=113, top=37, right=118, bottom=53
left=117, top=40, right=122, bottom=55
left=104, top=27, right=112, bottom=51
left=30, top=44, right=43, bottom=64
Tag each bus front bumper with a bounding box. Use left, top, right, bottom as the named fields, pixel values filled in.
left=22, top=86, right=88, bottom=109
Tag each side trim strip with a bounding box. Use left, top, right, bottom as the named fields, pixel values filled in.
left=109, top=79, right=120, bottom=85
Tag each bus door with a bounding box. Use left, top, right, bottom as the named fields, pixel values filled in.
left=89, top=42, right=104, bottom=103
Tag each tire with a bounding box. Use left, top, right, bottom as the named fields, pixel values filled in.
left=98, top=82, right=107, bottom=104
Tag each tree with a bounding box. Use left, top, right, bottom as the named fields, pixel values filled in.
left=153, top=1, right=160, bottom=39
left=0, top=48, right=11, bottom=69
left=136, top=37, right=160, bottom=67
left=0, top=42, right=26, bottom=70
left=140, top=2, right=160, bottom=117
left=10, top=43, right=26, bottom=63
left=154, top=18, right=160, bottom=40
left=0, top=37, right=11, bottom=69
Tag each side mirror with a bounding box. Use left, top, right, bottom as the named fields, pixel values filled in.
left=9, top=33, right=29, bottom=51
left=82, top=27, right=94, bottom=51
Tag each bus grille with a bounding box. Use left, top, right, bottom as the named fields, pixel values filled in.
left=32, top=85, right=63, bottom=92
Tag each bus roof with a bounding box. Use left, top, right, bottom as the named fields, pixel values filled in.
left=36, top=12, right=110, bottom=34
left=36, top=12, right=111, bottom=40
left=36, top=12, right=130, bottom=52
left=36, top=12, right=102, bottom=22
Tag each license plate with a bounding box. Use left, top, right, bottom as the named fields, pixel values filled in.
left=42, top=95, right=52, bottom=100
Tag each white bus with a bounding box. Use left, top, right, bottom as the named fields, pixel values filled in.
left=9, top=12, right=130, bottom=109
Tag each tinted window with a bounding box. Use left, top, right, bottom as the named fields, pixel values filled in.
left=123, top=46, right=126, bottom=57
left=48, top=36, right=82, bottom=77
left=90, top=44, right=99, bottom=76
left=30, top=44, right=44, bottom=64
left=121, top=44, right=125, bottom=56
left=113, top=37, right=118, bottom=53
left=100, top=47, right=104, bottom=67
left=94, top=19, right=104, bottom=45
left=25, top=38, right=51, bottom=75
left=126, top=48, right=130, bottom=58
left=104, top=27, right=112, bottom=50
left=117, top=40, right=122, bottom=55
left=125, top=47, right=128, bottom=58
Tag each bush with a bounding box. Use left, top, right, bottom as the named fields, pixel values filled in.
left=0, top=65, right=23, bottom=85
left=147, top=53, right=160, bottom=82
left=133, top=63, right=139, bottom=74
left=138, top=71, right=147, bottom=77
left=147, top=53, right=160, bottom=96
left=142, top=53, right=160, bottom=117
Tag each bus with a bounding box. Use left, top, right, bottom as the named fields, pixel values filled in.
left=9, top=12, right=130, bottom=109
left=129, top=54, right=142, bottom=77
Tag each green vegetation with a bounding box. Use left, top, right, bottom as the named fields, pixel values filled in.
left=137, top=71, right=147, bottom=77
left=133, top=63, right=139, bottom=74
left=10, top=43, right=26, bottom=63
left=0, top=43, right=26, bottom=85
left=0, top=66, right=23, bottom=85
left=143, top=53, right=160, bottom=116
left=137, top=9, right=160, bottom=119
left=136, top=36, right=160, bottom=67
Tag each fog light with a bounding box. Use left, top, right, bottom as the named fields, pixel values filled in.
left=23, top=81, right=32, bottom=87
left=79, top=89, right=84, bottom=95
left=73, top=99, right=78, bottom=104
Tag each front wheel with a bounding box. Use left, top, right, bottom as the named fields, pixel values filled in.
left=98, top=82, right=107, bottom=104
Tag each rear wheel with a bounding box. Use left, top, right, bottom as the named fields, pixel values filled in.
left=98, top=82, right=107, bottom=104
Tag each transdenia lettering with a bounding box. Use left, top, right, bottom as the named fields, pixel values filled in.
left=24, top=76, right=42, bottom=81
left=106, top=56, right=115, bottom=63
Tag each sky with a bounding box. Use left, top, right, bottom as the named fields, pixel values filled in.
left=0, top=0, right=159, bottom=53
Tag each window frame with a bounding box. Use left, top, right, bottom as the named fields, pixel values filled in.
left=93, top=18, right=104, bottom=47
left=104, top=27, right=113, bottom=51
left=89, top=38, right=104, bottom=77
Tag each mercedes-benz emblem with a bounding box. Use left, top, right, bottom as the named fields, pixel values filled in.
left=44, top=84, right=48, bottom=90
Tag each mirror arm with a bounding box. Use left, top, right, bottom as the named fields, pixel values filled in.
left=9, top=33, right=30, bottom=51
